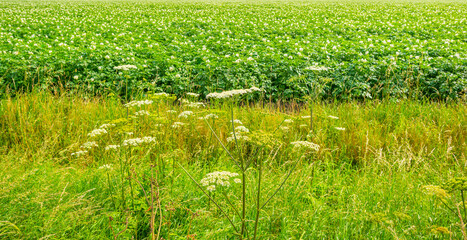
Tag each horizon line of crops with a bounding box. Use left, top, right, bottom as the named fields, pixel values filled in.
left=1, top=0, right=466, bottom=100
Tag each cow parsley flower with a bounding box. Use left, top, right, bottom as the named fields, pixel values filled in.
left=200, top=171, right=240, bottom=192
left=71, top=150, right=88, bottom=157
left=203, top=113, right=219, bottom=120
left=186, top=92, right=200, bottom=98
left=206, top=87, right=262, bottom=99
left=88, top=128, right=107, bottom=137
left=122, top=137, right=157, bottom=146
left=105, top=145, right=121, bottom=150
left=81, top=141, right=98, bottom=149
left=230, top=119, right=243, bottom=125
left=124, top=100, right=153, bottom=108
left=178, top=111, right=193, bottom=118
left=290, top=141, right=320, bottom=151
left=134, top=110, right=150, bottom=116
left=171, top=122, right=186, bottom=128
left=234, top=126, right=249, bottom=133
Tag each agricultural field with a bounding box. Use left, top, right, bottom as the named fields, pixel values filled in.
left=0, top=0, right=467, bottom=239
left=0, top=0, right=466, bottom=100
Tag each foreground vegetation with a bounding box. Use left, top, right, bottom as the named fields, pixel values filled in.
left=0, top=91, right=465, bottom=239
left=1, top=0, right=466, bottom=100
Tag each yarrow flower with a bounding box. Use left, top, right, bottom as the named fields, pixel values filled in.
left=227, top=135, right=249, bottom=143
left=88, top=128, right=107, bottom=137
left=186, top=102, right=205, bottom=108
left=166, top=110, right=177, bottom=114
left=134, top=110, right=150, bottom=116
left=186, top=92, right=200, bottom=98
left=124, top=100, right=153, bottom=108
left=206, top=87, right=262, bottom=99
left=122, top=137, right=157, bottom=146
left=99, top=164, right=113, bottom=170
left=105, top=145, right=121, bottom=151
left=301, top=116, right=311, bottom=119
left=334, top=127, right=346, bottom=131
left=328, top=115, right=339, bottom=119
left=99, top=123, right=116, bottom=129
left=178, top=111, right=194, bottom=118
left=171, top=122, right=186, bottom=128
left=231, top=119, right=243, bottom=125
left=81, top=141, right=98, bottom=149
left=283, top=119, right=294, bottom=123
left=234, top=126, right=249, bottom=133
left=71, top=150, right=88, bottom=157
left=290, top=141, right=320, bottom=151
left=114, top=65, right=137, bottom=71
left=203, top=113, right=219, bottom=120
left=200, top=171, right=240, bottom=192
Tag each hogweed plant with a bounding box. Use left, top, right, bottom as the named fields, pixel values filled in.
left=178, top=87, right=320, bottom=239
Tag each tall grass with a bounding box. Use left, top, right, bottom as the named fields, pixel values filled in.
left=0, top=92, right=465, bottom=239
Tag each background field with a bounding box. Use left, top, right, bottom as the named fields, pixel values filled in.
left=0, top=0, right=466, bottom=100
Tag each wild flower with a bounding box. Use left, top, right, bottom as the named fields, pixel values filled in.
left=134, top=110, right=150, bottom=116
left=231, top=119, right=243, bottom=125
left=99, top=123, right=116, bottom=129
left=283, top=119, right=294, bottom=123
left=328, top=115, right=339, bottom=119
left=206, top=87, right=262, bottom=99
left=290, top=141, right=320, bottom=151
left=114, top=65, right=137, bottom=70
left=166, top=110, right=177, bottom=114
left=235, top=126, right=249, bottom=133
left=186, top=92, right=200, bottom=98
left=122, top=137, right=157, bottom=146
left=227, top=135, right=249, bottom=143
left=171, top=122, right=186, bottom=128
left=186, top=102, right=205, bottom=108
left=178, top=111, right=194, bottom=118
left=99, top=164, right=113, bottom=170
left=73, top=75, right=79, bottom=80
left=422, top=185, right=450, bottom=199
left=105, top=145, right=121, bottom=150
left=299, top=124, right=307, bottom=128
left=88, top=128, right=107, bottom=137
left=81, top=141, right=98, bottom=149
left=124, top=100, right=153, bottom=107
left=335, top=127, right=346, bottom=131
left=203, top=113, right=219, bottom=120
left=280, top=126, right=289, bottom=131
left=71, top=150, right=88, bottom=157
left=153, top=92, right=169, bottom=96
left=301, top=115, right=311, bottom=119
left=200, top=171, right=240, bottom=191
left=126, top=132, right=134, bottom=136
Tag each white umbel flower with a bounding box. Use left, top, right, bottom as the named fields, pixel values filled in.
left=178, top=111, right=193, bottom=118
left=71, top=150, right=88, bottom=157
left=124, top=100, right=153, bottom=108
left=206, top=87, right=262, bottom=99
left=81, top=141, right=98, bottom=149
left=114, top=65, right=137, bottom=71
left=88, top=128, right=107, bottom=137
left=122, top=137, right=157, bottom=146
left=290, top=141, right=320, bottom=151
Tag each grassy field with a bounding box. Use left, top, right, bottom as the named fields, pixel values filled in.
left=0, top=91, right=466, bottom=239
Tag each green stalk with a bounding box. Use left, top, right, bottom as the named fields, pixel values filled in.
left=462, top=190, right=467, bottom=222
left=253, top=155, right=262, bottom=240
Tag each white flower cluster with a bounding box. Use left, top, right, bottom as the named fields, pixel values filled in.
left=81, top=141, right=98, bottom=149
left=178, top=111, right=193, bottom=118
left=283, top=119, right=294, bottom=123
left=105, top=145, right=121, bottom=150
left=99, top=123, right=116, bottom=129
left=134, top=110, right=150, bottom=116
left=122, top=137, right=157, bottom=146
left=153, top=92, right=169, bottom=97
left=231, top=119, right=243, bottom=125
left=234, top=126, right=249, bottom=133
left=334, top=127, right=346, bottom=131
left=202, top=113, right=219, bottom=120
left=186, top=92, right=200, bottom=97
left=114, top=65, right=137, bottom=71
left=301, top=116, right=311, bottom=119
left=98, top=164, right=113, bottom=170
left=88, top=128, right=107, bottom=137
left=171, top=122, right=185, bottom=128
left=227, top=134, right=249, bottom=143
left=200, top=171, right=241, bottom=191
left=206, top=86, right=262, bottom=99
left=124, top=100, right=153, bottom=108
left=328, top=115, right=339, bottom=119
left=186, top=102, right=205, bottom=108
left=290, top=141, right=320, bottom=151
left=166, top=110, right=177, bottom=114
left=71, top=150, right=88, bottom=157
